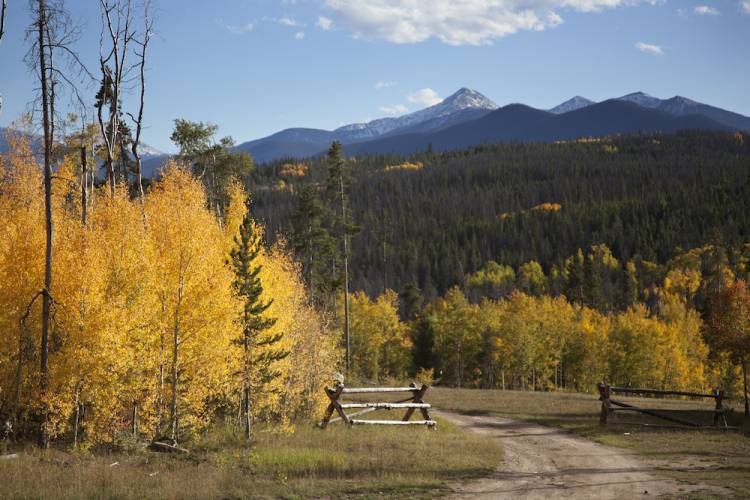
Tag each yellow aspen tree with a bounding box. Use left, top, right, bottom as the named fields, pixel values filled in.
left=0, top=131, right=45, bottom=427
left=146, top=164, right=240, bottom=443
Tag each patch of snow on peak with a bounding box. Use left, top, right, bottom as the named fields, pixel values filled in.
left=617, top=92, right=662, bottom=108
left=137, top=143, right=167, bottom=159
left=335, top=88, right=497, bottom=140
left=548, top=96, right=595, bottom=114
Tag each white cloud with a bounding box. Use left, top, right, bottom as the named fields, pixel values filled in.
left=375, top=80, right=397, bottom=89
left=317, top=16, right=334, bottom=30
left=295, top=31, right=306, bottom=39
left=216, top=19, right=254, bottom=35
left=694, top=5, right=720, bottom=15
left=408, top=88, right=442, bottom=107
left=379, top=104, right=409, bottom=115
left=740, top=1, right=750, bottom=13
left=322, top=0, right=660, bottom=46
left=279, top=17, right=299, bottom=27
left=635, top=41, right=663, bottom=55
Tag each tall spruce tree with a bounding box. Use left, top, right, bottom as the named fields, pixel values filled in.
left=325, top=141, right=359, bottom=372
left=290, top=185, right=335, bottom=306
left=231, top=198, right=287, bottom=439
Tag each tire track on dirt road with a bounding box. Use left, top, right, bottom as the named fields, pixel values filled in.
left=437, top=411, right=729, bottom=499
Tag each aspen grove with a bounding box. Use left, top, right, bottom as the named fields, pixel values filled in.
left=0, top=131, right=339, bottom=445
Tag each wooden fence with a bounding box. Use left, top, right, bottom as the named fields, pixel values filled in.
left=319, top=382, right=436, bottom=429
left=598, top=383, right=731, bottom=429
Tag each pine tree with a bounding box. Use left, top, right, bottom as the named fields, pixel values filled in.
left=399, top=282, right=423, bottom=321
left=231, top=197, right=287, bottom=439
left=325, top=141, right=359, bottom=372
left=290, top=185, right=334, bottom=306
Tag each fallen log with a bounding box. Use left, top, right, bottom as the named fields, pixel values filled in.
left=148, top=441, right=189, bottom=454
left=0, top=453, right=19, bottom=460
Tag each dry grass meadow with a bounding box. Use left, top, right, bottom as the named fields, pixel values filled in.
left=0, top=414, right=501, bottom=499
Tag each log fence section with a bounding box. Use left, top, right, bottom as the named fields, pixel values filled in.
left=598, top=383, right=730, bottom=429
left=320, top=382, right=436, bottom=429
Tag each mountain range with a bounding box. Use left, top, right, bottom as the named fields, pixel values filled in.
left=234, top=89, right=750, bottom=163
left=2, top=88, right=749, bottom=173
left=0, top=128, right=167, bottom=177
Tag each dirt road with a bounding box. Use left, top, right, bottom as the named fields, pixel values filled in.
left=437, top=411, right=727, bottom=499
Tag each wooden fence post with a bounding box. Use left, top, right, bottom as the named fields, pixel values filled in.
left=132, top=401, right=138, bottom=437
left=401, top=382, right=433, bottom=428
left=713, top=389, right=727, bottom=429
left=320, top=384, right=435, bottom=428
left=319, top=384, right=346, bottom=429
left=598, top=383, right=611, bottom=425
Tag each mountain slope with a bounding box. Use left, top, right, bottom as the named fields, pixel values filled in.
left=233, top=88, right=498, bottom=163
left=233, top=128, right=336, bottom=163
left=617, top=92, right=750, bottom=131
left=549, top=96, right=595, bottom=114
left=343, top=100, right=731, bottom=156
left=335, top=88, right=497, bottom=140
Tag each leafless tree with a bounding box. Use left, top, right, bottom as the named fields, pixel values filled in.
left=32, top=0, right=53, bottom=447
left=96, top=0, right=154, bottom=198
left=1, top=0, right=7, bottom=43
left=127, top=0, right=152, bottom=201
left=1, top=0, right=7, bottom=113
left=96, top=0, right=134, bottom=196
left=25, top=0, right=90, bottom=446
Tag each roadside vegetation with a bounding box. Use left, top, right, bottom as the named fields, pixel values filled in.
left=0, top=417, right=501, bottom=499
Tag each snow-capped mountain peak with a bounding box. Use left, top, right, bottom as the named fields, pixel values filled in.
left=617, top=91, right=662, bottom=108
left=548, top=96, right=595, bottom=114
left=335, top=88, right=498, bottom=140
left=442, top=87, right=499, bottom=111
left=137, top=143, right=167, bottom=159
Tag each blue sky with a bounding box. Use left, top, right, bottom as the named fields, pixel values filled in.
left=1, top=0, right=748, bottom=153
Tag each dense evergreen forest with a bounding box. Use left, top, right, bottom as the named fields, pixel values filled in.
left=252, top=131, right=750, bottom=301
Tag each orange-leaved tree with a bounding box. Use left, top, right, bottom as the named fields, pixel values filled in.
left=706, top=280, right=750, bottom=416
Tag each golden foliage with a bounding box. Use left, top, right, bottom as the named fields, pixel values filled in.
left=499, top=203, right=562, bottom=219
left=383, top=161, right=424, bottom=173
left=530, top=203, right=562, bottom=212
left=348, top=289, right=411, bottom=382
left=0, top=140, right=339, bottom=445
left=279, top=163, right=309, bottom=178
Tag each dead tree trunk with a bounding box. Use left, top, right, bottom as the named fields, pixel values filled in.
left=81, top=144, right=88, bottom=225
left=339, top=172, right=351, bottom=373
left=37, top=0, right=53, bottom=448
left=128, top=4, right=151, bottom=202
left=743, top=358, right=749, bottom=417
left=98, top=0, right=133, bottom=196
left=1, top=0, right=7, bottom=43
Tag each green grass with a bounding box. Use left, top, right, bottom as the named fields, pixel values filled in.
left=0, top=416, right=502, bottom=499
left=428, top=387, right=750, bottom=496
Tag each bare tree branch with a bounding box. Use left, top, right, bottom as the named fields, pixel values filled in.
left=0, top=0, right=7, bottom=43
left=97, top=0, right=138, bottom=195
left=1, top=0, right=7, bottom=113
left=129, top=0, right=152, bottom=201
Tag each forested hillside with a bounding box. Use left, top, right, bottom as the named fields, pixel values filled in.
left=252, top=131, right=750, bottom=301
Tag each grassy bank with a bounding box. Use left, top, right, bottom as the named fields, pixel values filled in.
left=0, top=416, right=501, bottom=499
left=428, top=387, right=750, bottom=495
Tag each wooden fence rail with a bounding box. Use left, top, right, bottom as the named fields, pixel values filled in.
left=319, top=382, right=436, bottom=429
left=598, top=383, right=731, bottom=429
